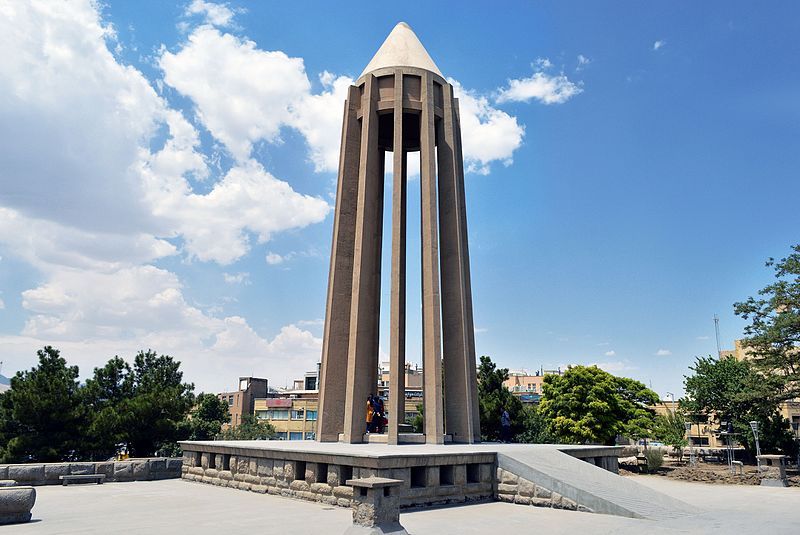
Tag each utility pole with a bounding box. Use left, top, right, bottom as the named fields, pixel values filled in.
left=714, top=314, right=722, bottom=357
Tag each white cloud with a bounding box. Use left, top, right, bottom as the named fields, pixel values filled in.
left=292, top=71, right=354, bottom=173
left=451, top=81, right=525, bottom=175
left=0, top=297, right=4, bottom=310
left=496, top=59, right=583, bottom=105
left=655, top=349, right=672, bottom=356
left=696, top=335, right=710, bottom=340
left=0, top=1, right=329, bottom=390
left=266, top=252, right=286, bottom=265
left=576, top=54, right=591, bottom=71
left=223, top=272, right=250, bottom=285
left=184, top=0, right=238, bottom=28
left=653, top=40, right=666, bottom=51
left=604, top=350, right=616, bottom=357
left=160, top=26, right=311, bottom=162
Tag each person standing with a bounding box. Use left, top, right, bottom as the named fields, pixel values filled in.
left=500, top=407, right=511, bottom=443
left=366, top=395, right=375, bottom=434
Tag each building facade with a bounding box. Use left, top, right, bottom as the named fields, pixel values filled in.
left=217, top=377, right=268, bottom=428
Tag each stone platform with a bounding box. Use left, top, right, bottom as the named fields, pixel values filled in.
left=179, top=441, right=624, bottom=512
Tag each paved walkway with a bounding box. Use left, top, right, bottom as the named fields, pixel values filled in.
left=14, top=476, right=800, bottom=534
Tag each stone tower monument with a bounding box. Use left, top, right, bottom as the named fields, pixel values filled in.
left=317, top=22, right=480, bottom=445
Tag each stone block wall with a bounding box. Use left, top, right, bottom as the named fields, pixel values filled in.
left=0, top=458, right=182, bottom=486
left=495, top=467, right=593, bottom=513
left=181, top=448, right=494, bottom=509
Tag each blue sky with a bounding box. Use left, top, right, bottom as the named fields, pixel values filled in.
left=1, top=1, right=798, bottom=397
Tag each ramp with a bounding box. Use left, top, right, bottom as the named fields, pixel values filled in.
left=498, top=448, right=699, bottom=520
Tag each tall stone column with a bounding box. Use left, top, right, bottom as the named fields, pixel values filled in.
left=420, top=71, right=444, bottom=444
left=438, top=83, right=480, bottom=443
left=388, top=71, right=407, bottom=446
left=342, top=74, right=385, bottom=444
left=317, top=85, right=362, bottom=442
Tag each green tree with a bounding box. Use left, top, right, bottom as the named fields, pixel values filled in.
left=682, top=355, right=796, bottom=456
left=122, top=350, right=195, bottom=457
left=540, top=365, right=659, bottom=445
left=653, top=409, right=688, bottom=459
left=0, top=346, right=87, bottom=462
left=477, top=356, right=523, bottom=441
left=217, top=414, right=276, bottom=440
left=83, top=356, right=135, bottom=459
left=516, top=404, right=556, bottom=444
left=734, top=244, right=800, bottom=400
left=182, top=393, right=231, bottom=441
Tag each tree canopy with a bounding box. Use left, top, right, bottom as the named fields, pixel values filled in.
left=539, top=365, right=659, bottom=445
left=477, top=355, right=523, bottom=441
left=734, top=244, right=800, bottom=401
left=0, top=346, right=87, bottom=462
left=682, top=355, right=796, bottom=456
left=217, top=414, right=276, bottom=441
left=0, top=346, right=197, bottom=463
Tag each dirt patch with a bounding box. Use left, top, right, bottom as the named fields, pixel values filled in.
left=621, top=460, right=800, bottom=487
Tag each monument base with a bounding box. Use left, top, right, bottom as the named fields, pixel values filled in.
left=179, top=441, right=622, bottom=511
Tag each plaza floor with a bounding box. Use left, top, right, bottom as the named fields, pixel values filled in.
left=14, top=475, right=800, bottom=534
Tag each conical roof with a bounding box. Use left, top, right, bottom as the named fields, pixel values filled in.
left=361, top=22, right=443, bottom=77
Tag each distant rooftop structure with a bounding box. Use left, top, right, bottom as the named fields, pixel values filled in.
left=360, top=22, right=443, bottom=77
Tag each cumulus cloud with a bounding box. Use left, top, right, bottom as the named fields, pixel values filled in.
left=451, top=80, right=525, bottom=174
left=604, top=350, right=616, bottom=357
left=653, top=40, right=666, bottom=51
left=576, top=54, right=591, bottom=71
left=655, top=349, right=672, bottom=356
left=0, top=1, right=327, bottom=389
left=496, top=58, right=583, bottom=105
left=184, top=0, right=238, bottom=28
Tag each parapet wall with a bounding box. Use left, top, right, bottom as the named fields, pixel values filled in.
left=0, top=458, right=182, bottom=486
left=180, top=444, right=496, bottom=508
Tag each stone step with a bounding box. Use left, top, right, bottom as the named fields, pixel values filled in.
left=498, top=448, right=699, bottom=520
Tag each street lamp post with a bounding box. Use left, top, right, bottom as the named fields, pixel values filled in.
left=791, top=422, right=799, bottom=469
left=749, top=420, right=761, bottom=469
left=684, top=421, right=695, bottom=466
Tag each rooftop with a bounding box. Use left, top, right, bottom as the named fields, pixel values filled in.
left=361, top=22, right=443, bottom=77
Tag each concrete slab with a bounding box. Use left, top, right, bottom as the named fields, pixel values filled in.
left=183, top=440, right=618, bottom=459
left=498, top=448, right=698, bottom=520
left=12, top=477, right=800, bottom=534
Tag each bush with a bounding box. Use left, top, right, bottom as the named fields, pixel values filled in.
left=644, top=448, right=664, bottom=472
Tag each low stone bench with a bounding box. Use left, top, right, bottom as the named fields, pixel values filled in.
left=0, top=486, right=36, bottom=525
left=60, top=474, right=106, bottom=486
left=345, top=477, right=407, bottom=535
left=0, top=481, right=17, bottom=488
left=757, top=455, right=788, bottom=487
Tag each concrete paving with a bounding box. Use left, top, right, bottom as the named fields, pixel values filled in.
left=13, top=476, right=800, bottom=534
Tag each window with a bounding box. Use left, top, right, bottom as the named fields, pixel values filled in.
left=306, top=410, right=318, bottom=421
left=228, top=396, right=234, bottom=406
left=289, top=432, right=303, bottom=440
left=256, top=410, right=269, bottom=420
left=291, top=409, right=305, bottom=420
left=305, top=432, right=316, bottom=440
left=275, top=432, right=287, bottom=440
left=269, top=410, right=289, bottom=420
